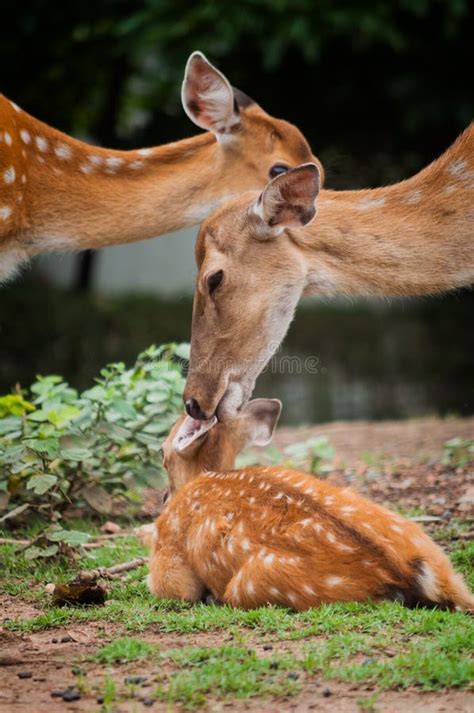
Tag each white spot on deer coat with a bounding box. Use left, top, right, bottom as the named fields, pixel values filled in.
left=356, top=196, right=386, bottom=210
left=80, top=164, right=93, bottom=174
left=3, top=131, right=12, bottom=146
left=20, top=130, right=31, bottom=144
left=402, top=189, right=423, bottom=204
left=35, top=136, right=48, bottom=152
left=340, top=506, right=356, bottom=514
left=105, top=156, right=124, bottom=170
left=54, top=143, right=72, bottom=160
left=326, top=576, right=344, bottom=587
left=137, top=148, right=153, bottom=156
left=0, top=206, right=12, bottom=220
left=3, top=166, right=15, bottom=184
left=241, top=538, right=251, bottom=551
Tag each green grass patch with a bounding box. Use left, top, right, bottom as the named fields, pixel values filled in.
left=91, top=636, right=156, bottom=664
left=155, top=645, right=300, bottom=709
left=1, top=517, right=473, bottom=706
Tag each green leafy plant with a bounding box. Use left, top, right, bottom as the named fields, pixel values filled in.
left=0, top=344, right=188, bottom=554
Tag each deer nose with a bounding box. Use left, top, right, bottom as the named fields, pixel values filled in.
left=185, top=398, right=207, bottom=421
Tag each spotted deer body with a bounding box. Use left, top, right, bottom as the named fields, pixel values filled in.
left=0, top=53, right=315, bottom=283
left=148, top=403, right=473, bottom=612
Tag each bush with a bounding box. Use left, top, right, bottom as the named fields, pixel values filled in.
left=0, top=344, right=188, bottom=555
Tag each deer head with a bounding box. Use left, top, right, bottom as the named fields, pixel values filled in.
left=184, top=163, right=321, bottom=421
left=162, top=398, right=281, bottom=493
left=181, top=52, right=321, bottom=198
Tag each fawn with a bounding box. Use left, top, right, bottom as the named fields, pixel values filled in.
left=148, top=400, right=473, bottom=612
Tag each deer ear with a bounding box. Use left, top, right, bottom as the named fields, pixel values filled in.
left=182, top=51, right=240, bottom=136
left=242, top=399, right=282, bottom=447
left=251, top=163, right=321, bottom=237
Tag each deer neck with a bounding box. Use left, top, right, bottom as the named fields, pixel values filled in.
left=298, top=125, right=474, bottom=297
left=0, top=95, right=235, bottom=255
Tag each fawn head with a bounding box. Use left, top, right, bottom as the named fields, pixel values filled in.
left=184, top=164, right=321, bottom=421
left=162, top=398, right=281, bottom=493
left=182, top=52, right=320, bottom=193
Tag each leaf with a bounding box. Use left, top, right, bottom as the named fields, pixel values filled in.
left=60, top=447, right=93, bottom=461
left=46, top=404, right=81, bottom=428
left=174, top=343, right=190, bottom=361
left=0, top=394, right=35, bottom=417
left=26, top=437, right=60, bottom=458
left=1, top=444, right=26, bottom=464
left=48, top=529, right=91, bottom=546
left=27, top=409, right=50, bottom=422
left=108, top=399, right=138, bottom=420
left=81, top=484, right=112, bottom=514
left=0, top=416, right=22, bottom=435
left=0, top=503, right=29, bottom=523
left=26, top=474, right=58, bottom=495
left=25, top=544, right=59, bottom=560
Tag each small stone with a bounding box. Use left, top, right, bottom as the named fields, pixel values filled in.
left=269, top=661, right=279, bottom=670
left=96, top=696, right=104, bottom=704
left=62, top=690, right=81, bottom=702
left=125, top=675, right=148, bottom=685
left=287, top=672, right=299, bottom=680
left=17, top=671, right=32, bottom=679
left=61, top=634, right=73, bottom=643
left=71, top=666, right=85, bottom=676
left=50, top=690, right=65, bottom=698
left=322, top=688, right=332, bottom=697
left=142, top=700, right=154, bottom=707
left=51, top=638, right=58, bottom=644
left=262, top=644, right=273, bottom=651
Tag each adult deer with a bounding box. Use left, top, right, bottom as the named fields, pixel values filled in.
left=0, top=53, right=316, bottom=282
left=184, top=125, right=474, bottom=421
left=148, top=403, right=473, bottom=611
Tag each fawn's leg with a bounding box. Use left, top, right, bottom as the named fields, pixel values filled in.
left=148, top=543, right=205, bottom=602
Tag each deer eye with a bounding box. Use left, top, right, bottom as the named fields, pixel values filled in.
left=269, top=164, right=289, bottom=179
left=207, top=270, right=224, bottom=294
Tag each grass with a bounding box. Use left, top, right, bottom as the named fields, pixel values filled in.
left=1, top=520, right=473, bottom=709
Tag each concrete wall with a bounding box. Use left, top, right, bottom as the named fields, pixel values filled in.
left=36, top=226, right=198, bottom=296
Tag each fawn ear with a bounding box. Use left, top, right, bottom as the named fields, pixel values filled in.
left=251, top=163, right=321, bottom=238
left=182, top=51, right=240, bottom=136
left=242, top=399, right=282, bottom=447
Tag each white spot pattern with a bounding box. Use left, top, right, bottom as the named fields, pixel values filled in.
left=35, top=136, right=48, bottom=152
left=20, top=130, right=31, bottom=144
left=54, top=143, right=72, bottom=160
left=3, top=166, right=15, bottom=184
left=326, top=576, right=344, bottom=587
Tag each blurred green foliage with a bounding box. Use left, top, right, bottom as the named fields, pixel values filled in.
left=0, top=344, right=186, bottom=553
left=3, top=1, right=473, bottom=186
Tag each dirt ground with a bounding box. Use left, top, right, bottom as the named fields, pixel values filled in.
left=1, top=416, right=473, bottom=712
left=1, top=607, right=473, bottom=713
